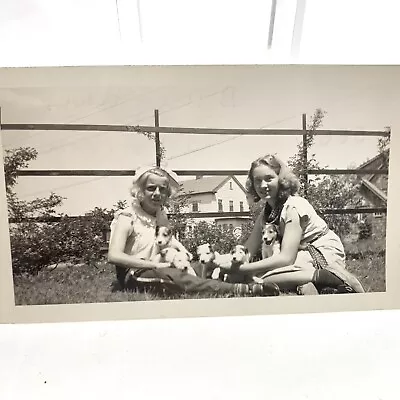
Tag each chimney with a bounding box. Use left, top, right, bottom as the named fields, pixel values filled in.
left=195, top=175, right=203, bottom=180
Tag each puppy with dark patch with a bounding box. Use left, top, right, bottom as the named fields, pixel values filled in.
left=261, top=223, right=281, bottom=259
left=152, top=225, right=193, bottom=264
left=225, top=244, right=262, bottom=284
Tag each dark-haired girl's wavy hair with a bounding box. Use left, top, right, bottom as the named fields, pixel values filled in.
left=245, top=154, right=300, bottom=205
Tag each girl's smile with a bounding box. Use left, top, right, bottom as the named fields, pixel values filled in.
left=252, top=165, right=279, bottom=206
left=141, top=174, right=169, bottom=215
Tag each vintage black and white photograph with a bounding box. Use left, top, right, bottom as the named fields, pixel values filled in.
left=0, top=64, right=396, bottom=314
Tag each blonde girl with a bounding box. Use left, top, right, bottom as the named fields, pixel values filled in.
left=108, top=165, right=279, bottom=296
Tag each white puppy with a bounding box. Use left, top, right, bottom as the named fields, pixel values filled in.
left=196, top=243, right=218, bottom=278
left=155, top=247, right=196, bottom=276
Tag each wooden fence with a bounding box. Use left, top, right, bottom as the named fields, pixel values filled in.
left=1, top=108, right=390, bottom=224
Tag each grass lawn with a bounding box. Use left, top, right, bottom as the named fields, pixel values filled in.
left=13, top=237, right=386, bottom=306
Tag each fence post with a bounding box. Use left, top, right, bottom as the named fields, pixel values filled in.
left=302, top=113, right=308, bottom=197
left=154, top=109, right=161, bottom=167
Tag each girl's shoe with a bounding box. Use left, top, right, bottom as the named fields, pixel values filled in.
left=251, top=282, right=280, bottom=296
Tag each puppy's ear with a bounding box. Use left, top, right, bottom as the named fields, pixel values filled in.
left=155, top=225, right=160, bottom=235
left=243, top=247, right=249, bottom=254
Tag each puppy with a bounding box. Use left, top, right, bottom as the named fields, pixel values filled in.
left=231, top=244, right=250, bottom=265
left=226, top=245, right=263, bottom=284
left=172, top=251, right=197, bottom=276
left=155, top=225, right=173, bottom=250
left=196, top=243, right=219, bottom=279
left=261, top=223, right=281, bottom=259
left=154, top=225, right=193, bottom=261
left=155, top=247, right=196, bottom=276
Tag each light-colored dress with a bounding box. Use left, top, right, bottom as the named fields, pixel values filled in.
left=109, top=198, right=169, bottom=261
left=256, top=195, right=364, bottom=292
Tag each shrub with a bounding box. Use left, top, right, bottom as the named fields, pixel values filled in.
left=180, top=221, right=241, bottom=257
left=10, top=207, right=118, bottom=276
left=358, top=219, right=373, bottom=240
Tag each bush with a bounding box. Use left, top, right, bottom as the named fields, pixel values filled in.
left=358, top=219, right=373, bottom=240
left=10, top=207, right=116, bottom=276
left=180, top=221, right=242, bottom=257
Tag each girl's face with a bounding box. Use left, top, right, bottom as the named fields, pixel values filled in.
left=140, top=173, right=170, bottom=216
left=252, top=164, right=279, bottom=205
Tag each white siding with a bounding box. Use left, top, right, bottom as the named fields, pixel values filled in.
left=214, top=178, right=249, bottom=213
left=180, top=177, right=250, bottom=230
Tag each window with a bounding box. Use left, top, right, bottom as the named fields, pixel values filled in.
left=229, top=181, right=233, bottom=190
left=374, top=212, right=383, bottom=218
left=218, top=199, right=223, bottom=212
left=192, top=202, right=199, bottom=212
left=229, top=200, right=234, bottom=212
left=239, top=201, right=244, bottom=212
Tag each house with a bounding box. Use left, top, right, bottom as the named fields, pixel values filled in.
left=177, top=175, right=251, bottom=231
left=356, top=150, right=389, bottom=238
left=357, top=150, right=388, bottom=209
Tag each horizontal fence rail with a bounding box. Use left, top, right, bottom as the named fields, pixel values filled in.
left=8, top=207, right=387, bottom=224
left=1, top=123, right=390, bottom=137
left=16, top=168, right=389, bottom=177
left=3, top=117, right=389, bottom=222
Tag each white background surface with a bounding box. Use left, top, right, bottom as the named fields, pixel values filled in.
left=1, top=1, right=400, bottom=399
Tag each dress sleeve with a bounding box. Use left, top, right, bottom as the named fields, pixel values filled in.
left=109, top=207, right=136, bottom=240
left=280, top=197, right=312, bottom=229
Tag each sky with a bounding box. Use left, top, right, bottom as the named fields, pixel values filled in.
left=0, top=1, right=399, bottom=215
left=1, top=64, right=398, bottom=215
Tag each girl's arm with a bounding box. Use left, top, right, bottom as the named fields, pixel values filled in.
left=108, top=216, right=170, bottom=269
left=169, top=237, right=193, bottom=260
left=158, top=209, right=193, bottom=259
left=238, top=208, right=303, bottom=275
left=243, top=210, right=264, bottom=258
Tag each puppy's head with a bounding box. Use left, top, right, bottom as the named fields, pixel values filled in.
left=262, top=223, right=279, bottom=245
left=172, top=251, right=191, bottom=270
left=160, top=247, right=178, bottom=263
left=155, top=225, right=173, bottom=248
left=196, top=243, right=215, bottom=264
left=230, top=245, right=249, bottom=264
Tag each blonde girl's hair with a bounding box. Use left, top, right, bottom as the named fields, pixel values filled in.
left=130, top=168, right=174, bottom=203
left=245, top=154, right=300, bottom=204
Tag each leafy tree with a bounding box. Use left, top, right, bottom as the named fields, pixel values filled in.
left=4, top=147, right=64, bottom=221
left=287, top=109, right=366, bottom=237
left=287, top=108, right=326, bottom=192
left=165, top=192, right=193, bottom=241
left=4, top=147, right=130, bottom=275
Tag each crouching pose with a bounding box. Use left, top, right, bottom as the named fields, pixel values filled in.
left=107, top=165, right=279, bottom=297
left=218, top=154, right=365, bottom=295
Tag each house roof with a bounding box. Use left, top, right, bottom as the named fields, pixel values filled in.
left=360, top=178, right=387, bottom=203
left=357, top=151, right=388, bottom=204
left=179, top=176, right=246, bottom=195
left=357, top=149, right=389, bottom=170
